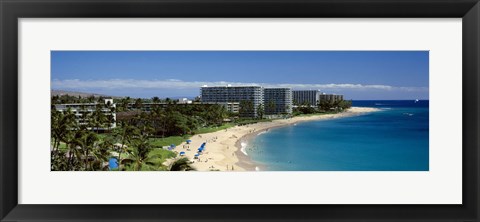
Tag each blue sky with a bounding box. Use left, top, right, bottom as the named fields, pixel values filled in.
left=51, top=51, right=429, bottom=100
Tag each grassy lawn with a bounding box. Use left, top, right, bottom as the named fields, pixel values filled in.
left=149, top=136, right=191, bottom=148
left=194, top=123, right=235, bottom=134
left=96, top=133, right=109, bottom=140
left=149, top=148, right=177, bottom=159
left=147, top=148, right=177, bottom=170
left=149, top=149, right=176, bottom=160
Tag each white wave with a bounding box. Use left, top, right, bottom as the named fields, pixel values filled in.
left=240, top=142, right=248, bottom=156
left=257, top=131, right=268, bottom=136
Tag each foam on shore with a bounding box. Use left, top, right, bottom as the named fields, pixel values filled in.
left=257, top=131, right=268, bottom=136
left=240, top=142, right=248, bottom=156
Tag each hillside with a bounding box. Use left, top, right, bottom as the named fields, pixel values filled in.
left=51, top=90, right=119, bottom=98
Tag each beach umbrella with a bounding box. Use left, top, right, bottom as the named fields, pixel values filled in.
left=194, top=153, right=200, bottom=157
left=186, top=140, right=192, bottom=144
left=108, top=157, right=118, bottom=170
left=179, top=151, right=185, bottom=156
left=170, top=144, right=176, bottom=147
left=198, top=147, right=204, bottom=151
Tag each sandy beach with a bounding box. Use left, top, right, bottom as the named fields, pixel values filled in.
left=170, top=107, right=380, bottom=171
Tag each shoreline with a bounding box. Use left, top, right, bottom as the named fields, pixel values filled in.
left=174, top=107, right=380, bottom=171
left=233, top=121, right=289, bottom=171
left=234, top=129, right=269, bottom=171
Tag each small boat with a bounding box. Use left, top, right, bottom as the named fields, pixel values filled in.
left=415, top=99, right=419, bottom=103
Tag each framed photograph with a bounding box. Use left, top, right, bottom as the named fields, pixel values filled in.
left=1, top=0, right=479, bottom=221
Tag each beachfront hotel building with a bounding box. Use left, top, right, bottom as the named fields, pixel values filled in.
left=264, top=88, right=293, bottom=115
left=54, top=99, right=116, bottom=129
left=200, top=85, right=264, bottom=117
left=293, top=90, right=345, bottom=107
left=319, top=93, right=344, bottom=103
left=292, top=90, right=321, bottom=107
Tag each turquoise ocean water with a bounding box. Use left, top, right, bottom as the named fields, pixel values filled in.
left=246, top=100, right=429, bottom=171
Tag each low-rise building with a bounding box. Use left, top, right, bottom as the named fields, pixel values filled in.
left=202, top=102, right=240, bottom=113
left=177, top=98, right=193, bottom=104
left=54, top=98, right=116, bottom=130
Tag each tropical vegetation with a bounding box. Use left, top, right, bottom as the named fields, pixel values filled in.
left=51, top=94, right=351, bottom=171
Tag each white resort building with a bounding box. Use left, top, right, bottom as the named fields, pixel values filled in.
left=264, top=88, right=293, bottom=115
left=54, top=98, right=116, bottom=130
left=293, top=90, right=345, bottom=107
left=292, top=90, right=321, bottom=107
left=200, top=85, right=264, bottom=117
left=200, top=85, right=295, bottom=117
left=319, top=93, right=344, bottom=103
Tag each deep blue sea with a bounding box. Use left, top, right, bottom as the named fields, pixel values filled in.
left=246, top=100, right=429, bottom=171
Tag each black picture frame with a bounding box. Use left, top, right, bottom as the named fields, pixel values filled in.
left=1, top=0, right=479, bottom=221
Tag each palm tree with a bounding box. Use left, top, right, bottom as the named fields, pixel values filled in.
left=121, top=135, right=160, bottom=171
left=119, top=97, right=131, bottom=111
left=203, top=104, right=227, bottom=126
left=239, top=100, right=254, bottom=117
left=80, top=131, right=98, bottom=170
left=65, top=130, right=85, bottom=170
left=257, top=104, right=264, bottom=119
left=92, top=136, right=115, bottom=170
left=51, top=95, right=59, bottom=105
left=51, top=108, right=75, bottom=152
left=92, top=103, right=107, bottom=133
left=87, top=95, right=95, bottom=103
left=116, top=122, right=138, bottom=169
left=134, top=98, right=143, bottom=110
left=149, top=106, right=168, bottom=139
left=51, top=108, right=77, bottom=169
left=152, top=96, right=160, bottom=104
left=267, top=100, right=276, bottom=115
left=169, top=157, right=195, bottom=171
